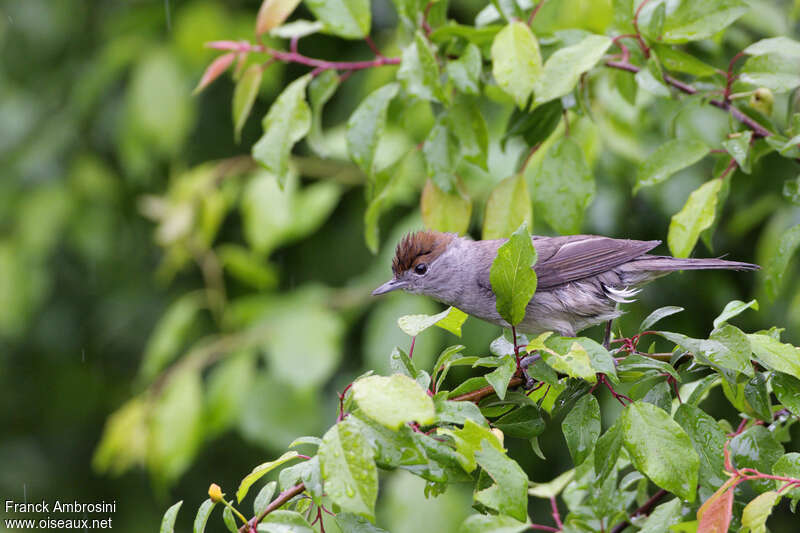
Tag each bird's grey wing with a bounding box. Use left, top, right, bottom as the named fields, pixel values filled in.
left=533, top=235, right=661, bottom=289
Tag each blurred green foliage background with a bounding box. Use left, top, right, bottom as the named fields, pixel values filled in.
left=1, top=0, right=799, bottom=531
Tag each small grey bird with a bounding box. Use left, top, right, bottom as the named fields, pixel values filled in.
left=372, top=231, right=759, bottom=337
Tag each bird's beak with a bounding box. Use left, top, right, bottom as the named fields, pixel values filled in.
left=372, top=279, right=406, bottom=296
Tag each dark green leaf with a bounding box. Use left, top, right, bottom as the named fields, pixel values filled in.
left=489, top=223, right=537, bottom=326
left=503, top=99, right=561, bottom=148
left=474, top=440, right=529, bottom=521
left=422, top=119, right=459, bottom=191
left=485, top=354, right=516, bottom=400
left=772, top=372, right=800, bottom=416
left=622, top=401, right=699, bottom=501
left=449, top=97, right=489, bottom=167
left=494, top=405, right=545, bottom=439
left=745, top=373, right=773, bottom=422
left=730, top=426, right=784, bottom=493
left=594, top=420, right=623, bottom=481
left=772, top=453, right=800, bottom=504
left=674, top=404, right=727, bottom=492
left=532, top=137, right=595, bottom=235
left=562, top=394, right=600, bottom=466
left=652, top=44, right=718, bottom=77
left=617, top=353, right=679, bottom=381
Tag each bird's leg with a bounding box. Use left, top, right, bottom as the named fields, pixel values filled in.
left=519, top=353, right=541, bottom=389
left=603, top=319, right=614, bottom=350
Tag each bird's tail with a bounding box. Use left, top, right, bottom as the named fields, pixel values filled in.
left=631, top=255, right=760, bottom=272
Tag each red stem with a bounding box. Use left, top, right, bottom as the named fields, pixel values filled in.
left=550, top=497, right=563, bottom=529
left=527, top=0, right=547, bottom=26
left=409, top=336, right=417, bottom=359
left=632, top=0, right=653, bottom=57
left=207, top=41, right=400, bottom=72
left=239, top=483, right=306, bottom=533
left=725, top=51, right=745, bottom=101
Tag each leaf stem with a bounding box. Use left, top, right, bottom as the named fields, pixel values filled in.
left=238, top=482, right=306, bottom=533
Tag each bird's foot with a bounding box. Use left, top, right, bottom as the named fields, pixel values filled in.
left=519, top=353, right=541, bottom=390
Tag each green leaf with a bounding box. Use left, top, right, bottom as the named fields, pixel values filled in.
left=562, top=394, right=600, bottom=466
left=435, top=396, right=487, bottom=427
left=253, top=481, right=277, bottom=515
left=668, top=179, right=722, bottom=258
left=730, top=426, right=784, bottom=493
left=160, top=501, right=182, bottom=533
left=594, top=420, right=623, bottom=481
left=398, top=32, right=444, bottom=102
left=764, top=224, right=800, bottom=300
left=652, top=44, right=717, bottom=77
left=439, top=419, right=504, bottom=472
left=539, top=339, right=597, bottom=383
left=532, top=137, right=595, bottom=235
left=319, top=417, right=378, bottom=519
left=483, top=175, right=531, bottom=241
left=448, top=97, right=489, bottom=167
left=148, top=369, right=204, bottom=487
left=747, top=333, right=800, bottom=379
left=741, top=491, right=781, bottom=533
left=617, top=353, right=679, bottom=381
left=528, top=469, right=575, bottom=499
left=772, top=453, right=800, bottom=503
left=635, top=58, right=670, bottom=97
left=744, top=36, right=800, bottom=58
left=674, top=404, right=727, bottom=491
left=494, top=405, right=545, bottom=439
left=140, top=293, right=203, bottom=381
left=397, top=306, right=467, bottom=337
left=660, top=0, right=748, bottom=43
left=745, top=373, right=773, bottom=422
left=533, top=34, right=612, bottom=105
left=305, top=0, right=370, bottom=39
left=346, top=83, right=399, bottom=177
left=489, top=223, right=538, bottom=326
left=352, top=374, right=435, bottom=429
left=237, top=451, right=300, bottom=503
left=723, top=131, right=753, bottom=173
left=784, top=175, right=800, bottom=205
left=421, top=178, right=471, bottom=234
left=741, top=54, right=800, bottom=92
left=635, top=139, right=710, bottom=192
left=503, top=99, right=561, bottom=148
left=222, top=506, right=237, bottom=533
left=545, top=336, right=618, bottom=381
left=307, top=70, right=339, bottom=157
left=193, top=499, right=216, bottom=533
left=485, top=355, right=516, bottom=400
left=659, top=330, right=752, bottom=377
left=622, top=401, right=699, bottom=501
left=491, top=21, right=542, bottom=108
left=772, top=373, right=800, bottom=416
left=640, top=306, right=684, bottom=331
left=447, top=43, right=482, bottom=95
left=206, top=351, right=255, bottom=437
left=258, top=510, right=315, bottom=533
left=459, top=514, right=528, bottom=533
left=713, top=299, right=759, bottom=329
left=422, top=118, right=460, bottom=192
left=232, top=65, right=263, bottom=143
left=639, top=499, right=682, bottom=533
left=252, top=74, right=312, bottom=185
left=474, top=440, right=530, bottom=521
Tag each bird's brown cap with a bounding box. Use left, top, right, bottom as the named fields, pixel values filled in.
left=392, top=231, right=455, bottom=276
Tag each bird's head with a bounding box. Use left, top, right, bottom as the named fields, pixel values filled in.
left=372, top=231, right=458, bottom=298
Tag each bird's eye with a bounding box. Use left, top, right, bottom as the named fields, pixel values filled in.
left=414, top=263, right=428, bottom=275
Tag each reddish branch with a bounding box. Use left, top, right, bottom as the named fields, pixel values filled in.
left=207, top=40, right=400, bottom=73
left=239, top=483, right=306, bottom=533
left=609, top=489, right=668, bottom=533
left=450, top=377, right=525, bottom=402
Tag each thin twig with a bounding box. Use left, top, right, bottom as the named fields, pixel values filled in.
left=450, top=377, right=525, bottom=402
left=239, top=483, right=306, bottom=533
left=609, top=489, right=668, bottom=533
